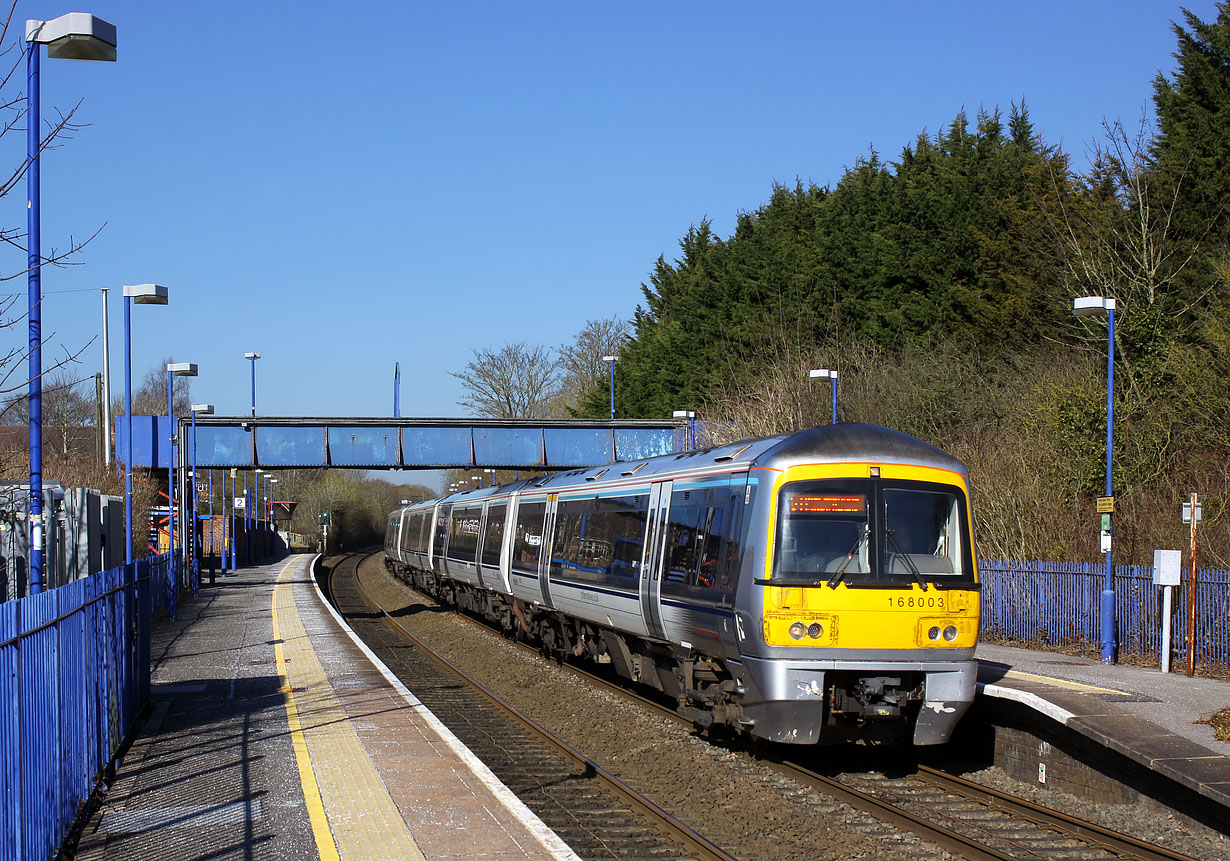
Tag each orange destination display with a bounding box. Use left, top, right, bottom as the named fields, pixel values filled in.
left=788, top=494, right=867, bottom=514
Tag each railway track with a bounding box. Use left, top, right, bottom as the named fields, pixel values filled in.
left=325, top=551, right=738, bottom=861
left=353, top=552, right=1203, bottom=861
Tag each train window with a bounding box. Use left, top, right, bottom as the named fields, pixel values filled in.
left=448, top=508, right=481, bottom=563
left=721, top=492, right=743, bottom=591
left=512, top=501, right=546, bottom=575
left=695, top=507, right=724, bottom=588
left=550, top=494, right=647, bottom=588
left=482, top=504, right=506, bottom=567
left=664, top=506, right=703, bottom=584
left=882, top=488, right=963, bottom=578
left=433, top=507, right=451, bottom=559
left=774, top=483, right=871, bottom=581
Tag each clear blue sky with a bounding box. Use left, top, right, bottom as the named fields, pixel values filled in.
left=1, top=1, right=1218, bottom=427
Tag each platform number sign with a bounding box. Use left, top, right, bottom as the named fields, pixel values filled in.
left=233, top=497, right=246, bottom=510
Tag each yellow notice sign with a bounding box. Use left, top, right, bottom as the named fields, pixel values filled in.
left=1096, top=496, right=1115, bottom=514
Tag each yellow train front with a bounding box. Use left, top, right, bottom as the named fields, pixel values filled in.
left=731, top=425, right=980, bottom=745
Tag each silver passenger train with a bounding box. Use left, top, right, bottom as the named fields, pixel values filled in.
left=384, top=424, right=981, bottom=745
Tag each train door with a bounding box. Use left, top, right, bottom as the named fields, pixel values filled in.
left=429, top=503, right=450, bottom=576
left=639, top=480, right=672, bottom=640
left=475, top=503, right=489, bottom=589
left=538, top=493, right=558, bottom=609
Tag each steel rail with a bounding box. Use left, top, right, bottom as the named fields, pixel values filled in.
left=408, top=566, right=1200, bottom=861
left=915, top=765, right=1199, bottom=861
left=339, top=552, right=739, bottom=861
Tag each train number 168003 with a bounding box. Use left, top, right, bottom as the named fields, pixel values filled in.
left=891, top=596, right=945, bottom=609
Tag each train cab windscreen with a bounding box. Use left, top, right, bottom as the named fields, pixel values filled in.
left=773, top=480, right=971, bottom=587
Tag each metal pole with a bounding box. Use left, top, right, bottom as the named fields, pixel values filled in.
left=394, top=361, right=400, bottom=417
left=124, top=298, right=134, bottom=564
left=1100, top=306, right=1116, bottom=664
left=243, top=470, right=249, bottom=566
left=191, top=410, right=198, bottom=594
left=609, top=359, right=615, bottom=420
left=250, top=356, right=257, bottom=417
left=27, top=42, right=44, bottom=593
left=1187, top=491, right=1198, bottom=677
left=229, top=469, right=237, bottom=573
left=208, top=468, right=215, bottom=585
left=830, top=372, right=838, bottom=425
left=101, top=288, right=112, bottom=468
left=167, top=370, right=175, bottom=585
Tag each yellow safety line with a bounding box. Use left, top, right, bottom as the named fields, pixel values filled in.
left=271, top=560, right=341, bottom=861
left=1002, top=668, right=1131, bottom=696
left=272, top=557, right=426, bottom=861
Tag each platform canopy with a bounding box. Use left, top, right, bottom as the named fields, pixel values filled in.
left=131, top=417, right=688, bottom=470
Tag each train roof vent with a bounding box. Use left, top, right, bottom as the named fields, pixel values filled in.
left=585, top=468, right=609, bottom=482
left=714, top=444, right=752, bottom=463
left=620, top=462, right=648, bottom=477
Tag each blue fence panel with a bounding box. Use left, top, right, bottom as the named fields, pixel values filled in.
left=2, top=598, right=20, bottom=861
left=194, top=426, right=254, bottom=467
left=328, top=426, right=399, bottom=467
left=473, top=427, right=544, bottom=467
left=1, top=560, right=154, bottom=860
left=402, top=427, right=473, bottom=467
left=543, top=427, right=613, bottom=467
left=979, top=559, right=1230, bottom=668
left=257, top=426, right=326, bottom=467
left=21, top=587, right=59, bottom=861
left=615, top=428, right=677, bottom=461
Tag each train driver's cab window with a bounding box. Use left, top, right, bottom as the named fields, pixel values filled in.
left=883, top=488, right=963, bottom=579
left=774, top=488, right=870, bottom=580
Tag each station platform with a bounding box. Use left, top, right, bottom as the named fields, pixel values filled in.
left=74, top=554, right=578, bottom=861
left=975, top=641, right=1230, bottom=814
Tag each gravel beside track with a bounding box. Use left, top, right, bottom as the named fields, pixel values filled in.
left=351, top=552, right=1229, bottom=860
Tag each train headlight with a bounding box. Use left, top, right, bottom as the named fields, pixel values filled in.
left=807, top=622, right=824, bottom=639
left=789, top=622, right=806, bottom=640
left=943, top=625, right=958, bottom=641
left=928, top=626, right=941, bottom=641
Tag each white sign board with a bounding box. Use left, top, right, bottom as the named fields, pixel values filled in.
left=1152, top=549, right=1182, bottom=586
left=233, top=497, right=246, bottom=510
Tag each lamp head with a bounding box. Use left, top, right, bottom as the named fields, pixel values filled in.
left=27, top=14, right=117, bottom=62
left=244, top=352, right=261, bottom=360
left=166, top=362, right=198, bottom=377
left=809, top=368, right=833, bottom=379
left=602, top=355, right=618, bottom=362
left=1073, top=296, right=1115, bottom=316
left=190, top=403, right=214, bottom=415
left=122, top=283, right=168, bottom=305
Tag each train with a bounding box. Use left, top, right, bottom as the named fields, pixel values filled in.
left=383, top=423, right=980, bottom=746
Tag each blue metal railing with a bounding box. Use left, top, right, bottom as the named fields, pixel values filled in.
left=979, top=560, right=1230, bottom=668
left=1, top=553, right=167, bottom=861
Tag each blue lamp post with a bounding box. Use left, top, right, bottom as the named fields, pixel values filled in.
left=245, top=351, right=260, bottom=416
left=190, top=403, right=213, bottom=591
left=1074, top=295, right=1117, bottom=664
left=809, top=368, right=838, bottom=425
left=24, top=13, right=117, bottom=592
left=166, top=362, right=197, bottom=590
left=602, top=355, right=618, bottom=420
left=122, top=285, right=168, bottom=564
left=229, top=468, right=238, bottom=573
left=268, top=477, right=278, bottom=547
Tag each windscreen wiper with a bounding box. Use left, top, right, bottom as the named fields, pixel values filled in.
left=826, top=526, right=869, bottom=590
left=886, top=529, right=928, bottom=591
